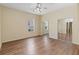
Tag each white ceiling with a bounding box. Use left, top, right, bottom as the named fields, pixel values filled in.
left=0, top=3, right=75, bottom=15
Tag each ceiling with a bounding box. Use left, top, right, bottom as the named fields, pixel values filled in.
left=0, top=3, right=75, bottom=15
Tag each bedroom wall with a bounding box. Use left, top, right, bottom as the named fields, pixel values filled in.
left=0, top=6, right=2, bottom=48
left=2, top=6, right=41, bottom=43
left=42, top=4, right=79, bottom=45
left=58, top=19, right=66, bottom=34
left=72, top=4, right=79, bottom=45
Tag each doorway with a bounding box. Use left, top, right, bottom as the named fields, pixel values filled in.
left=42, top=20, right=49, bottom=38
left=43, top=21, right=49, bottom=35
left=57, top=18, right=73, bottom=42
left=66, top=22, right=72, bottom=42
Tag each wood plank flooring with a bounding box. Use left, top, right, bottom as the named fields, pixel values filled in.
left=58, top=33, right=72, bottom=42
left=0, top=35, right=79, bottom=55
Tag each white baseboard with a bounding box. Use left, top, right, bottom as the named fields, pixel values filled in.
left=49, top=33, right=58, bottom=39
left=72, top=41, right=79, bottom=45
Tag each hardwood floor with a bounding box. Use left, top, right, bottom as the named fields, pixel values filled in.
left=58, top=33, right=72, bottom=42
left=0, top=35, right=79, bottom=55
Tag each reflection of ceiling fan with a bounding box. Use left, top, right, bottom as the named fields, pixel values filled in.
left=33, top=3, right=47, bottom=13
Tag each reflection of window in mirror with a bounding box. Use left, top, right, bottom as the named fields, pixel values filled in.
left=28, top=19, right=35, bottom=32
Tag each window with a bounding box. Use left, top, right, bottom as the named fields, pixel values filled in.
left=27, top=19, right=35, bottom=32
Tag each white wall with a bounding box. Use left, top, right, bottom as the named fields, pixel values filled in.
left=58, top=19, right=66, bottom=34
left=42, top=4, right=79, bottom=45
left=2, top=6, right=41, bottom=43
left=72, top=4, right=79, bottom=45
left=0, top=6, right=2, bottom=48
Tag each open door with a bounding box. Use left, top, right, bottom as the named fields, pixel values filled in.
left=58, top=18, right=73, bottom=42
left=58, top=19, right=66, bottom=41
